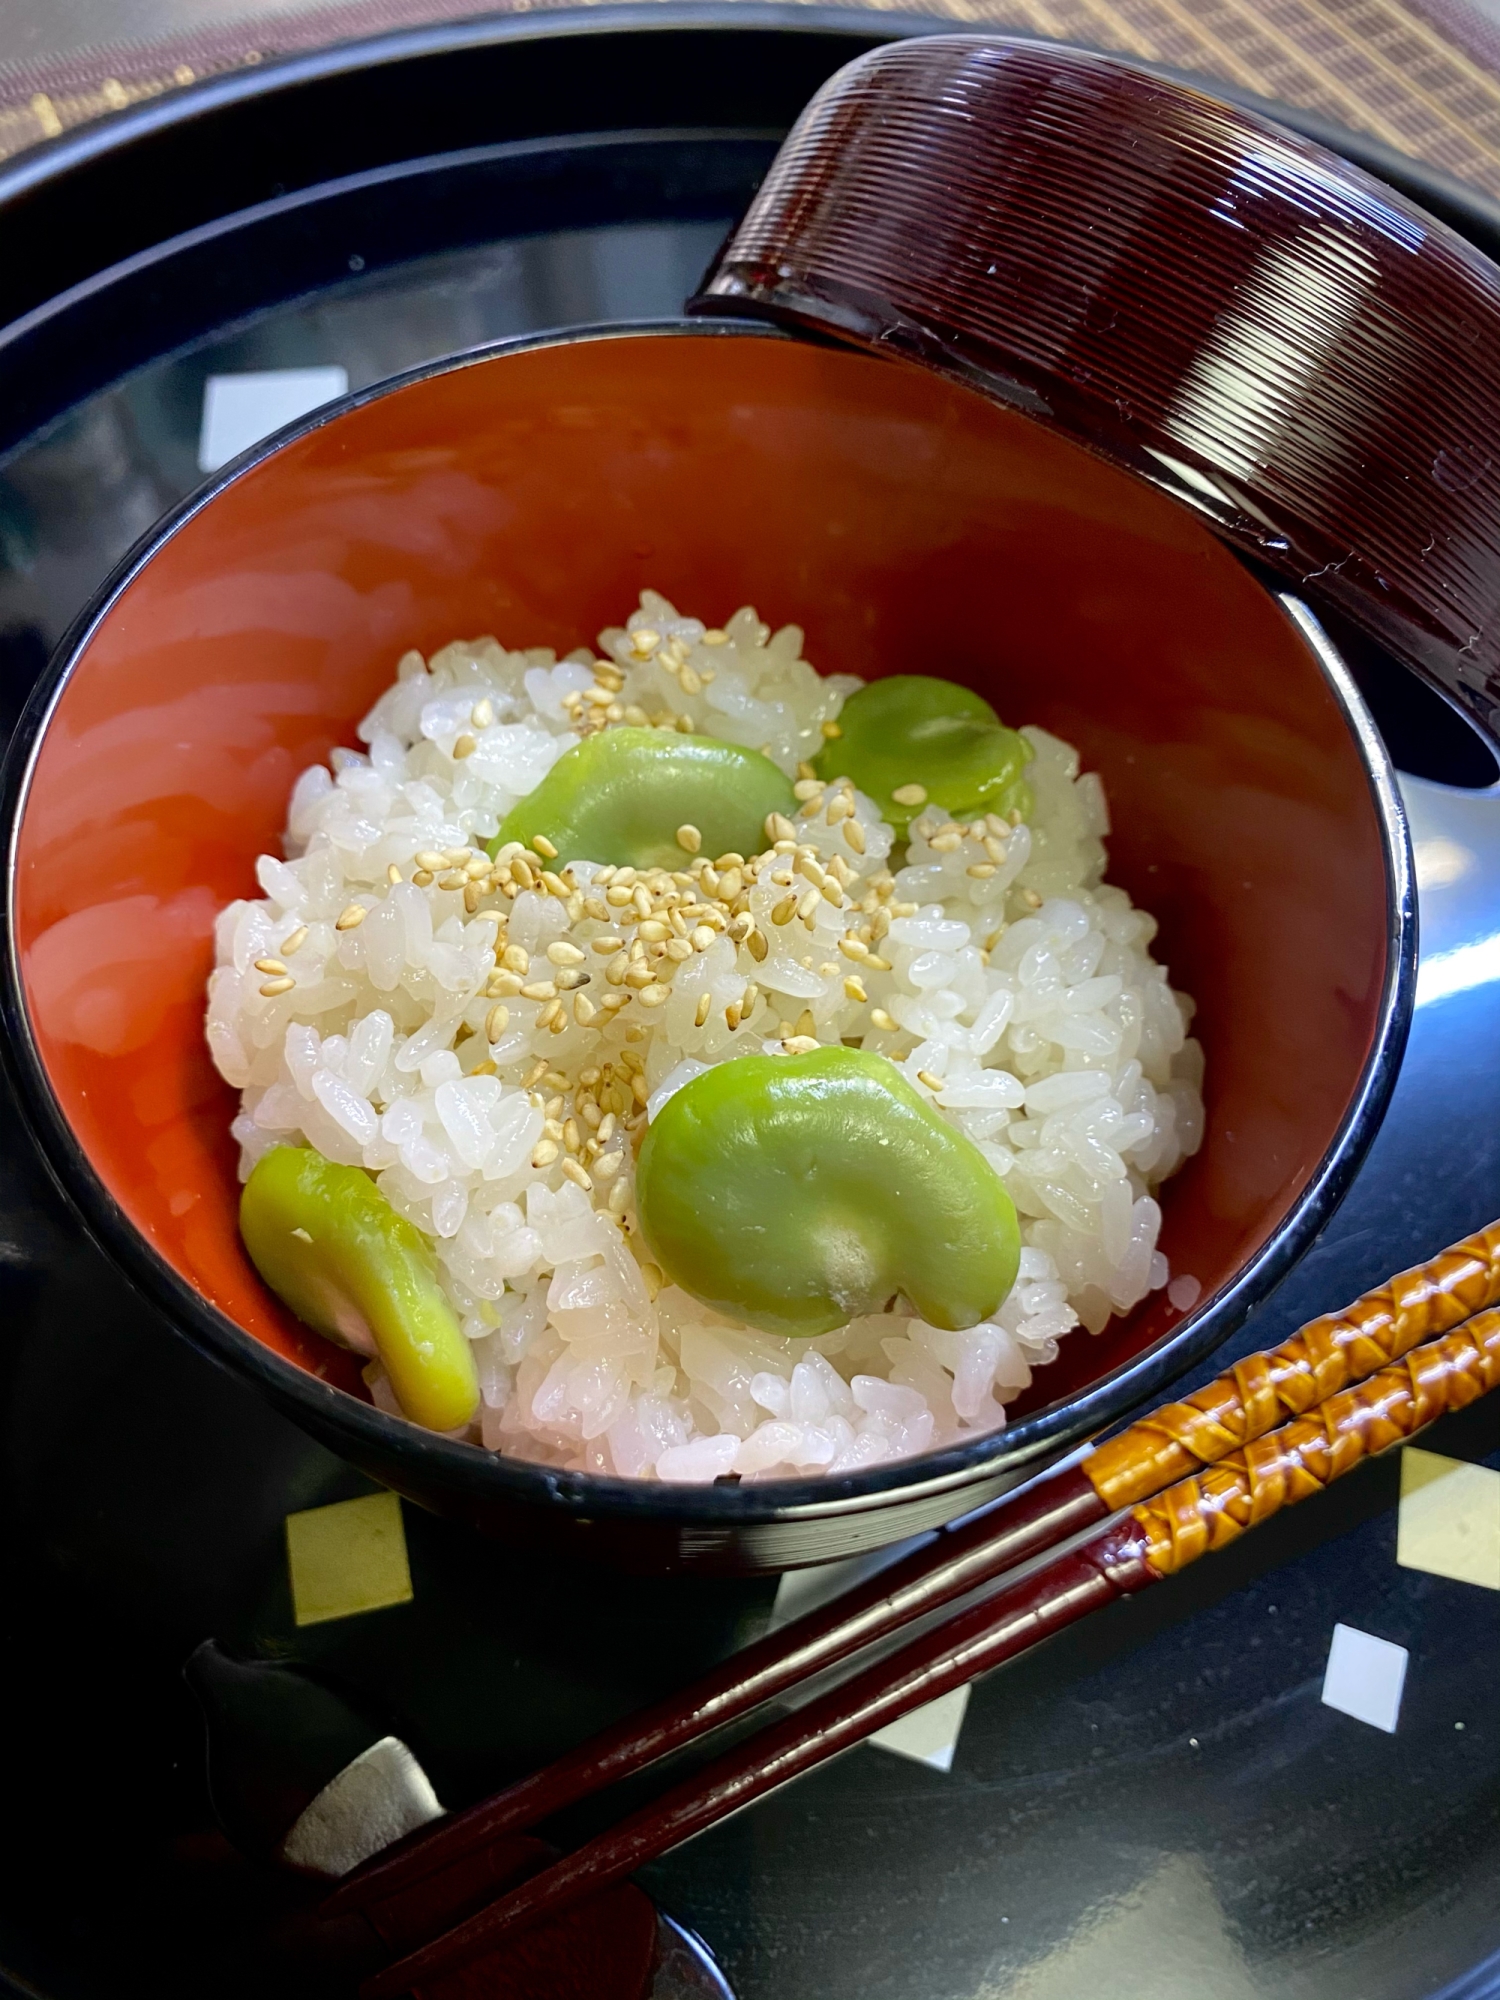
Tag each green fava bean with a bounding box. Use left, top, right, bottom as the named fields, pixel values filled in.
left=491, top=727, right=796, bottom=870
left=240, top=1145, right=479, bottom=1434
left=635, top=1045, right=1020, bottom=1339
left=815, top=675, right=1032, bottom=835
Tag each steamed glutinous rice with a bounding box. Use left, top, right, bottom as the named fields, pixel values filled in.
left=207, top=592, right=1204, bottom=1483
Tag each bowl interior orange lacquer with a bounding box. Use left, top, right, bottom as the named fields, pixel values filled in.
left=7, top=326, right=1398, bottom=1489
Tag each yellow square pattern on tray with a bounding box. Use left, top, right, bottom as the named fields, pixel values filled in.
left=1397, top=1446, right=1500, bottom=1591
left=285, top=1489, right=414, bottom=1626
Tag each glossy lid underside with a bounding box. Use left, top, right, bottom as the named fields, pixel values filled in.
left=11, top=329, right=1390, bottom=1433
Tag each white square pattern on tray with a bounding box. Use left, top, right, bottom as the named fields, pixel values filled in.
left=1321, top=1622, right=1408, bottom=1734
left=198, top=366, right=350, bottom=473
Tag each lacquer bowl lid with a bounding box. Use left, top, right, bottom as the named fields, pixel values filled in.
left=693, top=36, right=1500, bottom=746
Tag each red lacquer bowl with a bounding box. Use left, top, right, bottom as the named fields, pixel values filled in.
left=0, top=322, right=1410, bottom=1571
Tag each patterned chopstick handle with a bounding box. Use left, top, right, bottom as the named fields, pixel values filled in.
left=1129, top=1306, right=1500, bottom=1575
left=1088, top=1220, right=1500, bottom=1509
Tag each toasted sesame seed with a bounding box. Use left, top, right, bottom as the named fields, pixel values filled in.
left=765, top=812, right=796, bottom=844
left=531, top=1139, right=560, bottom=1168
left=635, top=983, right=668, bottom=1008
left=843, top=975, right=868, bottom=1002
left=453, top=733, right=477, bottom=759
left=521, top=980, right=557, bottom=1002
left=471, top=697, right=495, bottom=729
left=826, top=792, right=853, bottom=823
left=783, top=1034, right=819, bottom=1054
left=254, top=956, right=288, bottom=976
left=797, top=888, right=821, bottom=921
left=870, top=1007, right=897, bottom=1031
left=387, top=864, right=404, bottom=886
left=967, top=862, right=998, bottom=879
left=502, top=944, right=530, bottom=973
left=693, top=992, right=713, bottom=1027
left=917, top=1069, right=944, bottom=1092
left=531, top=834, right=559, bottom=859
left=664, top=938, right=693, bottom=962
left=281, top=925, right=309, bottom=955
left=821, top=879, right=844, bottom=907
left=547, top=940, right=586, bottom=966
left=560, top=1158, right=592, bottom=1191
left=488, top=970, right=523, bottom=998
left=601, top=990, right=631, bottom=1013
left=573, top=993, right=597, bottom=1025
left=690, top=924, right=716, bottom=952
left=675, top=823, right=703, bottom=855
left=416, top=849, right=447, bottom=871
left=820, top=720, right=842, bottom=740
left=259, top=975, right=295, bottom=997
left=793, top=778, right=823, bottom=801
left=794, top=1008, right=817, bottom=1039
left=469, top=1059, right=499, bottom=1077
left=1021, top=887, right=1043, bottom=908
left=485, top=1004, right=510, bottom=1041
left=555, top=968, right=589, bottom=991
left=702, top=629, right=728, bottom=645
left=746, top=929, right=769, bottom=962
left=891, top=783, right=928, bottom=807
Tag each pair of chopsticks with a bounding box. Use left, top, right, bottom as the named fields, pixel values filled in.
left=329, top=1220, right=1500, bottom=1996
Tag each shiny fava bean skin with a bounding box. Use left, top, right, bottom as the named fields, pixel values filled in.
left=240, top=1146, right=479, bottom=1433
left=491, top=727, right=796, bottom=870
left=635, top=1045, right=1021, bottom=1339
left=814, top=675, right=1032, bottom=835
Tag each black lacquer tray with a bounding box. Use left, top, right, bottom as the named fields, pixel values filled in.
left=1, top=12, right=1498, bottom=1998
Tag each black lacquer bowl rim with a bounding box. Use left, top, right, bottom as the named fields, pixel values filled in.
left=0, top=310, right=1416, bottom=1533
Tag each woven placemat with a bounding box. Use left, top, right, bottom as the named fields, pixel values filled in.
left=4, top=0, right=1500, bottom=195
